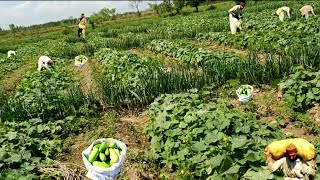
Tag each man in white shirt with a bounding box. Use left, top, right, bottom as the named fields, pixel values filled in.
left=276, top=7, right=292, bottom=21
left=265, top=144, right=316, bottom=180
left=37, top=56, right=53, bottom=71
left=300, top=5, right=315, bottom=19
left=228, top=2, right=245, bottom=34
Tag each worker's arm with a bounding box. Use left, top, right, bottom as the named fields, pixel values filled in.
left=287, top=9, right=291, bottom=18
left=267, top=157, right=284, bottom=172
left=301, top=161, right=316, bottom=176
left=43, top=63, right=50, bottom=70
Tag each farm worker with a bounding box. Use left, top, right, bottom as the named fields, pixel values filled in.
left=78, top=13, right=86, bottom=38
left=300, top=5, right=316, bottom=19
left=265, top=143, right=316, bottom=180
left=7, top=50, right=16, bottom=57
left=228, top=2, right=245, bottom=34
left=37, top=56, right=53, bottom=71
left=276, top=7, right=292, bottom=21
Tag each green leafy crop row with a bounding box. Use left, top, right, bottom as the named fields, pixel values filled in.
left=279, top=66, right=320, bottom=111
left=144, top=89, right=287, bottom=179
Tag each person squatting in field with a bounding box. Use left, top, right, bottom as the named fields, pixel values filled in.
left=7, top=50, right=17, bottom=58
left=37, top=56, right=53, bottom=71
left=78, top=13, right=86, bottom=38
left=228, top=1, right=245, bottom=34
left=276, top=6, right=292, bottom=21
left=265, top=144, right=316, bottom=180
left=300, top=5, right=316, bottom=19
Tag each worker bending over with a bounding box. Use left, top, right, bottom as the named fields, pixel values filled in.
left=7, top=50, right=17, bottom=58
left=300, top=5, right=316, bottom=19
left=276, top=6, right=292, bottom=21
left=37, top=56, right=53, bottom=71
left=228, top=2, right=245, bottom=34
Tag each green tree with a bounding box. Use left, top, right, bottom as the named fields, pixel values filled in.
left=173, top=0, right=186, bottom=14
left=148, top=0, right=160, bottom=15
left=90, top=8, right=116, bottom=24
left=160, top=0, right=173, bottom=13
left=186, top=0, right=206, bottom=12
left=9, top=24, right=15, bottom=30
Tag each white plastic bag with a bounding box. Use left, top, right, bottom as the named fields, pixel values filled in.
left=236, top=85, right=253, bottom=102
left=75, top=55, right=88, bottom=68
left=82, top=138, right=127, bottom=180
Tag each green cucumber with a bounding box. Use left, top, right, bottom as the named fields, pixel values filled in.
left=105, top=148, right=110, bottom=156
left=93, top=161, right=110, bottom=168
left=88, top=147, right=99, bottom=163
left=114, top=149, right=120, bottom=157
left=110, top=149, right=119, bottom=163
left=109, top=142, right=117, bottom=148
left=99, top=142, right=107, bottom=153
left=99, top=153, right=107, bottom=162
left=93, top=144, right=101, bottom=149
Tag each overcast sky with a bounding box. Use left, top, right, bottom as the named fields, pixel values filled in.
left=0, top=1, right=152, bottom=29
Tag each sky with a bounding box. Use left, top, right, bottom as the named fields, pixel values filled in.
left=0, top=1, right=153, bottom=29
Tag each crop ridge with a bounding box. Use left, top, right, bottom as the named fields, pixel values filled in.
left=0, top=63, right=31, bottom=95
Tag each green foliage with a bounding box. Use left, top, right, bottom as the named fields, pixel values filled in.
left=279, top=66, right=320, bottom=111
left=61, top=27, right=73, bottom=35
left=147, top=39, right=320, bottom=84
left=173, top=0, right=186, bottom=13
left=186, top=0, right=206, bottom=12
left=0, top=51, right=99, bottom=178
left=144, top=89, right=285, bottom=179
left=90, top=8, right=116, bottom=24
left=95, top=48, right=219, bottom=107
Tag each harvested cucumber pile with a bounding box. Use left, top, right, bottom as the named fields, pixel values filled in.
left=238, top=85, right=252, bottom=97
left=87, top=142, right=122, bottom=169
left=76, top=55, right=87, bottom=63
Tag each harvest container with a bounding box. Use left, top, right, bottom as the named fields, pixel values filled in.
left=74, top=55, right=88, bottom=68
left=236, top=85, right=253, bottom=102
left=82, top=138, right=127, bottom=180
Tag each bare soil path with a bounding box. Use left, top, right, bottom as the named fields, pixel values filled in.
left=0, top=63, right=31, bottom=95
left=69, top=60, right=96, bottom=95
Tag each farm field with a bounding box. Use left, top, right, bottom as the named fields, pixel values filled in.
left=1, top=1, right=320, bottom=179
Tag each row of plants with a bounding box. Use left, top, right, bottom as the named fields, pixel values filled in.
left=85, top=7, right=229, bottom=51
left=147, top=39, right=246, bottom=66
left=94, top=48, right=224, bottom=108
left=147, top=40, right=320, bottom=83
left=279, top=66, right=320, bottom=111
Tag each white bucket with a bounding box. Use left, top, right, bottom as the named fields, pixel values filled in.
left=75, top=55, right=88, bottom=68
left=82, top=138, right=127, bottom=180
left=236, top=85, right=253, bottom=102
